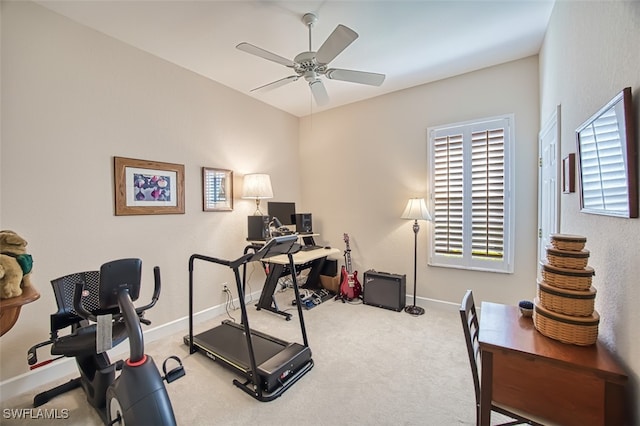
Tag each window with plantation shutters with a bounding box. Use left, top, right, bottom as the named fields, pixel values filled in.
left=428, top=115, right=514, bottom=273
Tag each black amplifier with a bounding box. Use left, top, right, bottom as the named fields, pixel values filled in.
left=363, top=270, right=406, bottom=312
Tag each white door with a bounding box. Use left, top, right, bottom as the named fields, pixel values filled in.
left=537, top=106, right=561, bottom=278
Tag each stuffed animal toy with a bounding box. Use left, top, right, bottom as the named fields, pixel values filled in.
left=0, top=230, right=33, bottom=299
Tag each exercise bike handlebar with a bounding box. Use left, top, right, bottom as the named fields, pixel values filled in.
left=72, top=266, right=161, bottom=322
left=118, top=290, right=145, bottom=363
left=133, top=266, right=162, bottom=314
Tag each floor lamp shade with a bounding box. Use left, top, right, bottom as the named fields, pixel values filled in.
left=242, top=174, right=273, bottom=215
left=401, top=197, right=431, bottom=316
left=401, top=198, right=432, bottom=221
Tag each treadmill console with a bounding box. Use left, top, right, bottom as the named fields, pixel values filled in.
left=250, top=235, right=300, bottom=262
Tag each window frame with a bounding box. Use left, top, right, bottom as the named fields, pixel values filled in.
left=427, top=114, right=515, bottom=274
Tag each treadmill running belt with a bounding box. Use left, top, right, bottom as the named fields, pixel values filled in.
left=193, top=322, right=284, bottom=370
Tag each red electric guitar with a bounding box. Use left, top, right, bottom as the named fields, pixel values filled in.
left=338, top=233, right=362, bottom=301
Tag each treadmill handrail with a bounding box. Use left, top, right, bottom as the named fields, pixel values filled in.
left=187, top=235, right=311, bottom=401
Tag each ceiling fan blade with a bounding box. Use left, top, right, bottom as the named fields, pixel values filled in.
left=236, top=42, right=295, bottom=67
left=316, top=24, right=358, bottom=65
left=325, top=68, right=386, bottom=86
left=250, top=75, right=299, bottom=92
left=309, top=80, right=329, bottom=106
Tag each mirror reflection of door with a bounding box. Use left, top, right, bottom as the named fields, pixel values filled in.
left=538, top=106, right=561, bottom=279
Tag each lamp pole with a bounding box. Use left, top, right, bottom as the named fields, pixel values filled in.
left=405, top=219, right=425, bottom=316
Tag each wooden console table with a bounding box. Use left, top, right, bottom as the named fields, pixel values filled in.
left=0, top=285, right=40, bottom=336
left=479, top=302, right=627, bottom=426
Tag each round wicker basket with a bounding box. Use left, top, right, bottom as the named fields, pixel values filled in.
left=550, top=234, right=587, bottom=251
left=533, top=298, right=599, bottom=346
left=537, top=280, right=596, bottom=316
left=546, top=246, right=590, bottom=270
left=541, top=261, right=594, bottom=291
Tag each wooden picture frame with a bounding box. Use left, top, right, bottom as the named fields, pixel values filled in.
left=563, top=153, right=575, bottom=194
left=202, top=167, right=233, bottom=211
left=114, top=157, right=185, bottom=215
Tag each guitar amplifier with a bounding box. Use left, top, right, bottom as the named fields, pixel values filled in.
left=363, top=270, right=406, bottom=312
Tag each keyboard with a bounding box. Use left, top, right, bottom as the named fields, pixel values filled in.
left=300, top=245, right=322, bottom=251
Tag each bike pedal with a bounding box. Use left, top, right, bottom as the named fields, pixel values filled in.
left=162, top=355, right=185, bottom=383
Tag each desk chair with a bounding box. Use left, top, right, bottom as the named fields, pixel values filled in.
left=459, top=290, right=543, bottom=426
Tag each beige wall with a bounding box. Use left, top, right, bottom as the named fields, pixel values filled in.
left=539, top=0, right=640, bottom=420
left=299, top=56, right=540, bottom=306
left=0, top=1, right=300, bottom=381
left=3, top=1, right=638, bottom=419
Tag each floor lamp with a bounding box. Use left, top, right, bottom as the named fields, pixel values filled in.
left=401, top=198, right=432, bottom=316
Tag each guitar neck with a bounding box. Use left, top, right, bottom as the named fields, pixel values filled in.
left=343, top=233, right=355, bottom=275
left=345, top=250, right=353, bottom=275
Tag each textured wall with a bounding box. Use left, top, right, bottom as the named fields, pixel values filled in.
left=539, top=1, right=640, bottom=422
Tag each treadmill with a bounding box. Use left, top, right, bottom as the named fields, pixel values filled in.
left=184, top=235, right=313, bottom=402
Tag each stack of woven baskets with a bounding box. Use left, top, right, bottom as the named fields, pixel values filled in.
left=534, top=234, right=599, bottom=346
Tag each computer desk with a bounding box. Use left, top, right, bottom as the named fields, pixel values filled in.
left=257, top=247, right=340, bottom=320
left=478, top=302, right=628, bottom=426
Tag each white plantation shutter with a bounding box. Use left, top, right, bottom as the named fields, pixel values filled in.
left=433, top=134, right=464, bottom=256
left=428, top=116, right=514, bottom=273
left=578, top=107, right=628, bottom=213
left=471, top=128, right=505, bottom=258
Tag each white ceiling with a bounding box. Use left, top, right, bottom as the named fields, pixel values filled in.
left=36, top=0, right=555, bottom=117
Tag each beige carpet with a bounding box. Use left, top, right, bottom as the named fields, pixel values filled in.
left=1, top=287, right=485, bottom=425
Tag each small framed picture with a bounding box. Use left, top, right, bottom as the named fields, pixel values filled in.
left=563, top=153, right=575, bottom=194
left=202, top=167, right=233, bottom=211
left=114, top=157, right=185, bottom=215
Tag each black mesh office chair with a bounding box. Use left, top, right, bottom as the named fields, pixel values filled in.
left=459, top=290, right=543, bottom=426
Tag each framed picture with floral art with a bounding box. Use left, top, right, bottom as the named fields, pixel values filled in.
left=114, top=157, right=185, bottom=215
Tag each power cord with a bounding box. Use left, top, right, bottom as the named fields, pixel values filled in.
left=223, top=287, right=236, bottom=322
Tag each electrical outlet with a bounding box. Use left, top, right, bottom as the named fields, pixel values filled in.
left=221, top=283, right=229, bottom=293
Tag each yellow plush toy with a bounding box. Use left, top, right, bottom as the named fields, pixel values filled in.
left=0, top=230, right=33, bottom=299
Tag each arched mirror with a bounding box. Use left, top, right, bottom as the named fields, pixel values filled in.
left=576, top=87, right=637, bottom=218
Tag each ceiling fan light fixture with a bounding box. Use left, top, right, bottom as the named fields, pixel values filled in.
left=303, top=70, right=318, bottom=82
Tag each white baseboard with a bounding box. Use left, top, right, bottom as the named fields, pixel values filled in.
left=0, top=292, right=259, bottom=402
left=409, top=295, right=460, bottom=311
left=1, top=292, right=453, bottom=401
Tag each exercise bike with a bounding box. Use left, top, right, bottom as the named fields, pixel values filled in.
left=28, top=258, right=184, bottom=425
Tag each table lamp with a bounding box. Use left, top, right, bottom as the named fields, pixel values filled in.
left=242, top=174, right=273, bottom=215
left=401, top=197, right=432, bottom=316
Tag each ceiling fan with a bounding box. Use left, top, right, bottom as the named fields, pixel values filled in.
left=236, top=12, right=385, bottom=106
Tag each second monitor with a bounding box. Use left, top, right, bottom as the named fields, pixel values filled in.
left=267, top=202, right=296, bottom=225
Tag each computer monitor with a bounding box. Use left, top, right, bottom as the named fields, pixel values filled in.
left=267, top=202, right=296, bottom=225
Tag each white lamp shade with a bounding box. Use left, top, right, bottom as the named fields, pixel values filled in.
left=401, top=198, right=432, bottom=221
left=242, top=174, right=273, bottom=199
